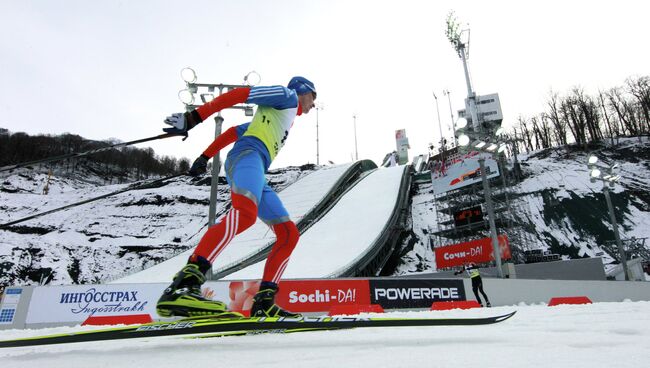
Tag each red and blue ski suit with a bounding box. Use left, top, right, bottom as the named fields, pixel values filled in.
left=190, top=85, right=303, bottom=284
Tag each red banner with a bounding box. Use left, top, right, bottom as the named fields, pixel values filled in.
left=227, top=279, right=371, bottom=314
left=435, top=235, right=511, bottom=269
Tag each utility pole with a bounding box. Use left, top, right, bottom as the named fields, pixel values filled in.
left=588, top=155, right=630, bottom=280
left=433, top=91, right=446, bottom=167
left=353, top=114, right=359, bottom=161
left=479, top=157, right=504, bottom=278
left=446, top=12, right=479, bottom=132
left=315, top=103, right=323, bottom=165
left=447, top=13, right=504, bottom=277
left=208, top=113, right=224, bottom=227
left=603, top=184, right=629, bottom=280
left=443, top=90, right=456, bottom=147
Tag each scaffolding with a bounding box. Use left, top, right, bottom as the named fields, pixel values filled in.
left=429, top=149, right=536, bottom=269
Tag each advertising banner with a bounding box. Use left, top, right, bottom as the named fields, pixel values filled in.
left=431, top=152, right=499, bottom=194
left=435, top=235, right=512, bottom=269
left=278, top=279, right=371, bottom=312
left=223, top=279, right=371, bottom=313
left=26, top=284, right=165, bottom=324
left=369, top=279, right=465, bottom=309
left=24, top=280, right=372, bottom=324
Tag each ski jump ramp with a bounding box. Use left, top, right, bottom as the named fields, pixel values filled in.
left=112, top=161, right=370, bottom=284
left=224, top=165, right=409, bottom=280
left=112, top=163, right=409, bottom=284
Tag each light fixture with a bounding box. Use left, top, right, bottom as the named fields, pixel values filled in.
left=458, top=134, right=470, bottom=146
left=178, top=89, right=195, bottom=105
left=456, top=117, right=468, bottom=129
left=474, top=141, right=486, bottom=149
left=590, top=168, right=601, bottom=178
left=497, top=143, right=508, bottom=153
left=243, top=71, right=261, bottom=86
left=486, top=143, right=498, bottom=152
left=588, top=155, right=598, bottom=165
left=603, top=175, right=612, bottom=180
left=495, top=127, right=505, bottom=136
left=181, top=67, right=197, bottom=83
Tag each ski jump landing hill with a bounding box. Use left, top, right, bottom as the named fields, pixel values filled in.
left=112, top=160, right=410, bottom=284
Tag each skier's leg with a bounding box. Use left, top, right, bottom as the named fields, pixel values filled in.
left=192, top=192, right=257, bottom=263
left=194, top=149, right=265, bottom=263
left=251, top=186, right=301, bottom=317
left=157, top=151, right=264, bottom=317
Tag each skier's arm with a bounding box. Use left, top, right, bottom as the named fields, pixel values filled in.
left=163, top=88, right=251, bottom=134
left=202, top=126, right=239, bottom=158
left=196, top=87, right=251, bottom=121
left=187, top=123, right=249, bottom=177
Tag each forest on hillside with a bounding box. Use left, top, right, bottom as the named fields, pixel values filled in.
left=0, top=129, right=190, bottom=180
left=513, top=75, right=650, bottom=152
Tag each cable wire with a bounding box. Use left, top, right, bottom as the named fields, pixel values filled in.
left=0, top=173, right=185, bottom=230
left=0, top=132, right=185, bottom=173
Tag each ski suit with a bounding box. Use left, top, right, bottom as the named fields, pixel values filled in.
left=191, top=85, right=303, bottom=284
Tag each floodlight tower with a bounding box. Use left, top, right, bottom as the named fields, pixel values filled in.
left=446, top=12, right=480, bottom=132
left=588, top=155, right=630, bottom=281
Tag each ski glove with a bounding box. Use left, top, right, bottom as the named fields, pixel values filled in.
left=188, top=154, right=209, bottom=176
left=163, top=111, right=201, bottom=134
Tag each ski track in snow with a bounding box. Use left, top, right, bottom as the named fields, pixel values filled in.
left=1, top=302, right=650, bottom=368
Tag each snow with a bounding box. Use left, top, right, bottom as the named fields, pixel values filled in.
left=2, top=301, right=649, bottom=367
left=0, top=164, right=319, bottom=285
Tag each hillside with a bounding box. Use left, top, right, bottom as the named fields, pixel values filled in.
left=0, top=163, right=316, bottom=287
left=1, top=137, right=649, bottom=287
left=393, top=137, right=650, bottom=275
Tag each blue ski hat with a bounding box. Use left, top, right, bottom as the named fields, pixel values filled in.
left=287, top=76, right=317, bottom=99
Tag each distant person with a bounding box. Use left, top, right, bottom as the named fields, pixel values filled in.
left=156, top=76, right=317, bottom=318
left=455, top=262, right=491, bottom=307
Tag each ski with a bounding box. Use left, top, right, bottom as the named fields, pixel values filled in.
left=0, top=311, right=515, bottom=348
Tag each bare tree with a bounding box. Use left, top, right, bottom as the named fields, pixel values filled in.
left=572, top=88, right=603, bottom=143
left=516, top=115, right=534, bottom=152
left=546, top=91, right=568, bottom=146
left=597, top=89, right=616, bottom=146
left=625, top=76, right=650, bottom=133
left=560, top=94, right=587, bottom=149
left=607, top=87, right=641, bottom=136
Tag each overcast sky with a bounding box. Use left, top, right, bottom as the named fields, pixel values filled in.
left=1, top=0, right=648, bottom=169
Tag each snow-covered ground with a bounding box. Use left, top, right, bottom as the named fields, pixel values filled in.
left=0, top=164, right=317, bottom=286
left=1, top=301, right=649, bottom=368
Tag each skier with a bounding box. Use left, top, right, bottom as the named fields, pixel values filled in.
left=156, top=76, right=317, bottom=318
left=454, top=262, right=491, bottom=307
